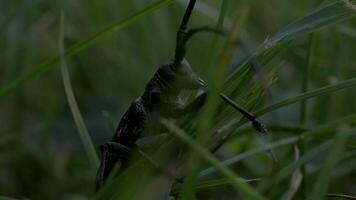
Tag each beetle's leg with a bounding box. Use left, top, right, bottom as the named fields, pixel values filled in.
left=95, top=142, right=131, bottom=190
left=219, top=93, right=267, bottom=133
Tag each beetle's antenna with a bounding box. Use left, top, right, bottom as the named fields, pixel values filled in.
left=219, top=93, right=267, bottom=133
left=180, top=0, right=196, bottom=31
left=174, top=0, right=197, bottom=67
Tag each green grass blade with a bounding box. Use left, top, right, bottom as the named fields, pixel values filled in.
left=194, top=178, right=261, bottom=191
left=200, top=136, right=300, bottom=177
left=310, top=130, right=347, bottom=200
left=0, top=0, right=173, bottom=98
left=298, top=32, right=316, bottom=198
left=256, top=77, right=356, bottom=117
left=172, top=178, right=261, bottom=194
left=161, top=119, right=266, bottom=200
left=274, top=141, right=332, bottom=184
left=59, top=13, right=99, bottom=168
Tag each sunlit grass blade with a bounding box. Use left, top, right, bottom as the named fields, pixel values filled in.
left=59, top=13, right=99, bottom=167
left=161, top=119, right=266, bottom=200
left=0, top=0, right=173, bottom=98
left=310, top=129, right=347, bottom=200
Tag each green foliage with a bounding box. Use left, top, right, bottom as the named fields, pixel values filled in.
left=1, top=0, right=356, bottom=199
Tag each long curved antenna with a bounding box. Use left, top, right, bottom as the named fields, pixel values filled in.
left=174, top=26, right=226, bottom=68
left=173, top=1, right=226, bottom=68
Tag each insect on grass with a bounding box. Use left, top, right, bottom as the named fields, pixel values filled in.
left=95, top=0, right=266, bottom=192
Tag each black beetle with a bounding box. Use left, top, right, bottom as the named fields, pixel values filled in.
left=96, top=0, right=266, bottom=190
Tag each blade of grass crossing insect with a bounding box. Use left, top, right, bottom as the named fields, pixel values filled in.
left=0, top=0, right=173, bottom=98
left=161, top=119, right=266, bottom=200
left=310, top=129, right=347, bottom=200
left=180, top=7, right=248, bottom=200
left=59, top=13, right=99, bottom=167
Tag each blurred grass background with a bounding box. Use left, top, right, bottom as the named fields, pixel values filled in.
left=1, top=0, right=356, bottom=199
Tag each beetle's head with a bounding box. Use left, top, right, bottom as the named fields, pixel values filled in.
left=171, top=59, right=205, bottom=90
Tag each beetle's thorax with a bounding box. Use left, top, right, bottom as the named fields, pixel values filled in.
left=141, top=63, right=183, bottom=108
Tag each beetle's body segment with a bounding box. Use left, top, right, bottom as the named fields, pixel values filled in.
left=96, top=60, right=206, bottom=189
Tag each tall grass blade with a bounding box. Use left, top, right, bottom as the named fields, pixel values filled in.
left=297, top=33, right=316, bottom=198
left=59, top=13, right=99, bottom=167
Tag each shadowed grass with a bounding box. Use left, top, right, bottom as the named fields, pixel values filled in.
left=0, top=196, right=19, bottom=200
left=226, top=0, right=356, bottom=87
left=0, top=0, right=173, bottom=98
